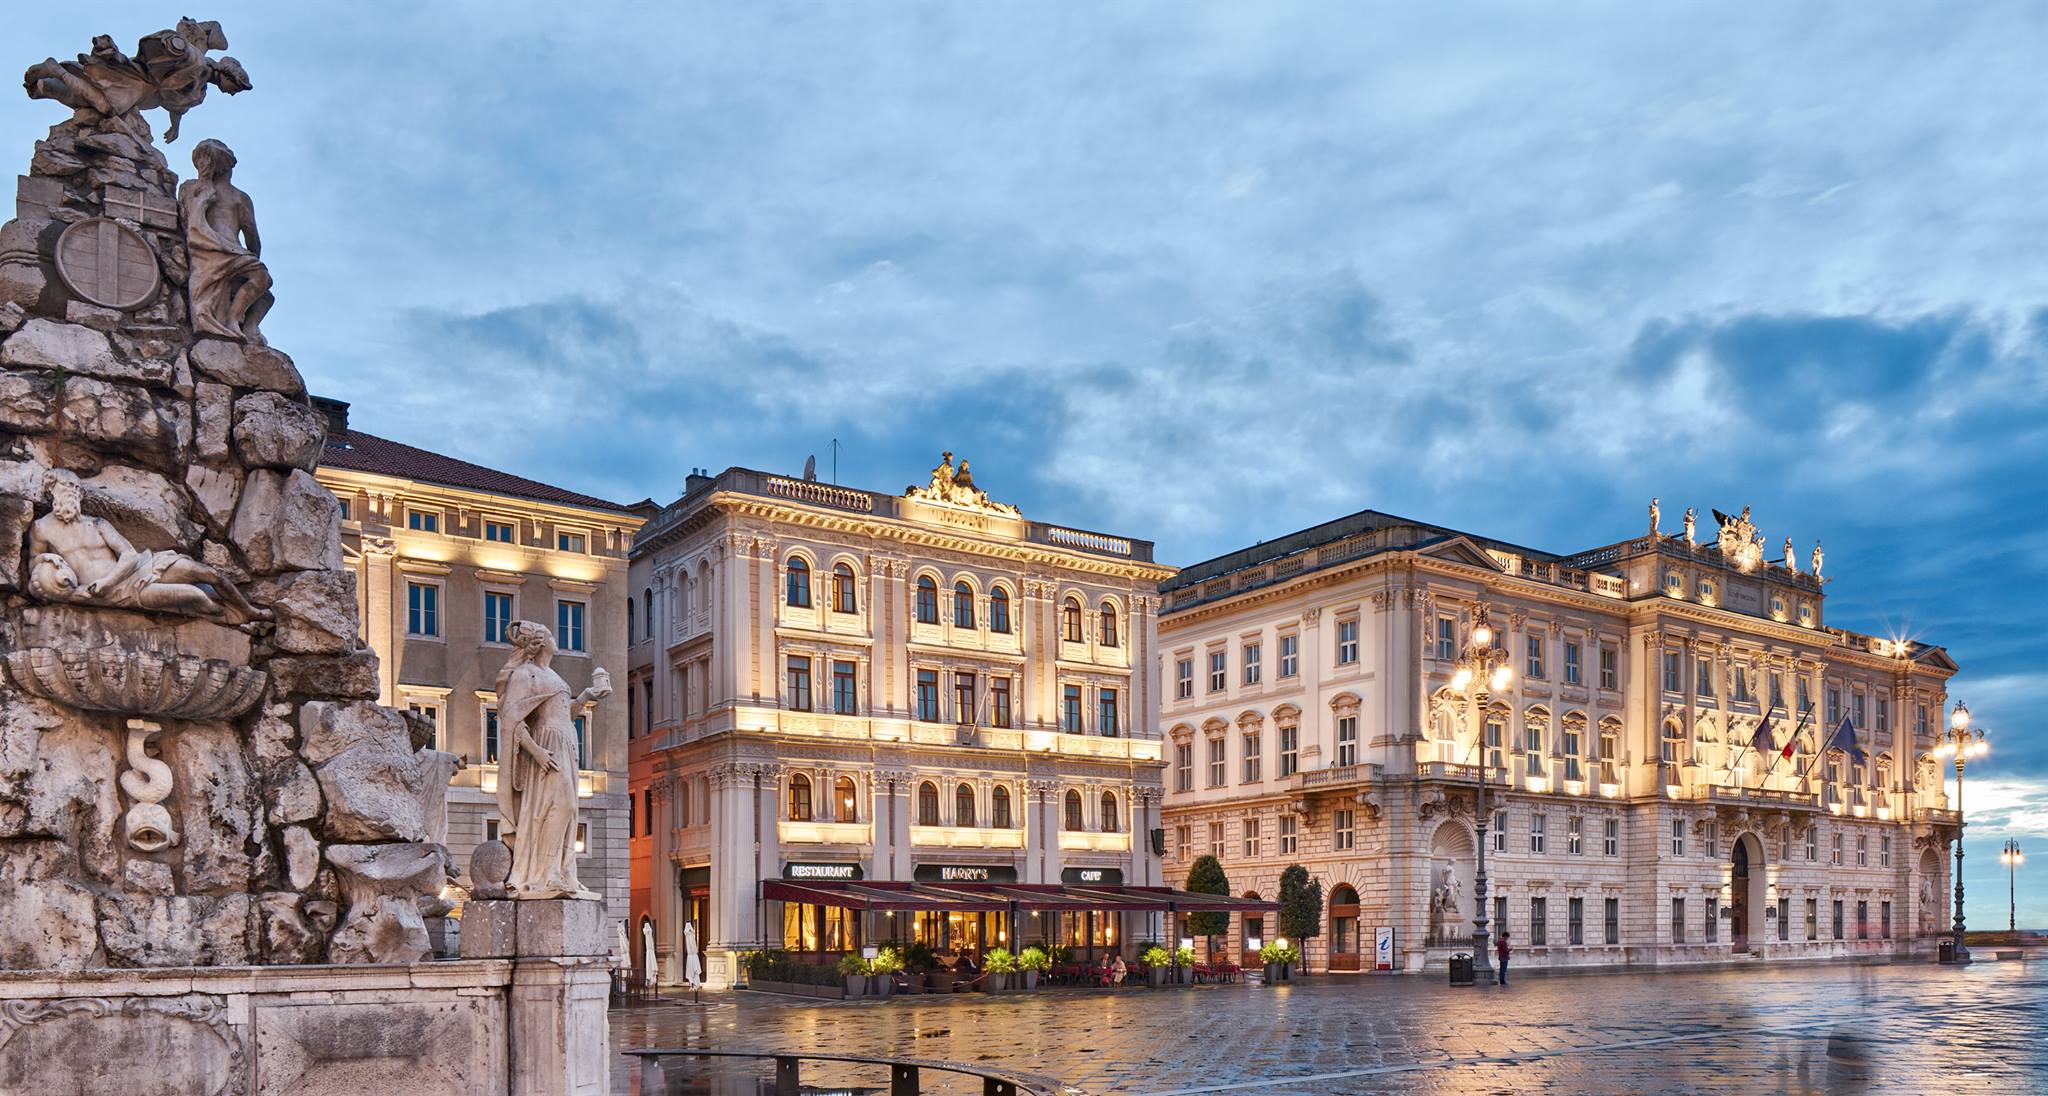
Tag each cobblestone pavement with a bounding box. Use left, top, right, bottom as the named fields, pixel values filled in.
left=614, top=959, right=2048, bottom=1095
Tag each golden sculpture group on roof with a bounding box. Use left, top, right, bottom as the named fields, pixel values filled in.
left=906, top=451, right=1021, bottom=518
left=1649, top=499, right=1823, bottom=579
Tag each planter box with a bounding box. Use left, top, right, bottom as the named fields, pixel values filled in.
left=1264, top=962, right=1281, bottom=983
left=1148, top=967, right=1166, bottom=988
left=844, top=975, right=866, bottom=997
left=1021, top=970, right=1040, bottom=990
left=868, top=974, right=895, bottom=997
left=745, top=979, right=846, bottom=1000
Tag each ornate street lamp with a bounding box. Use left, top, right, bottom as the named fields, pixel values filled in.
left=1929, top=702, right=1987, bottom=963
left=1452, top=606, right=1513, bottom=984
left=2000, top=839, right=2023, bottom=937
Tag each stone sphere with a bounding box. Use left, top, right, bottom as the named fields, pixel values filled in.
left=470, top=839, right=512, bottom=898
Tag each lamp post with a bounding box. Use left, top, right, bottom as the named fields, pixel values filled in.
left=1929, top=702, right=1987, bottom=963
left=2000, top=840, right=2023, bottom=937
left=1452, top=606, right=1513, bottom=984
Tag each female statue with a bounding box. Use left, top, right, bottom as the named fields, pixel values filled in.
left=494, top=620, right=611, bottom=901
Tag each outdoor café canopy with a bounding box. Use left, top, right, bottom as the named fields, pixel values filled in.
left=759, top=880, right=1278, bottom=915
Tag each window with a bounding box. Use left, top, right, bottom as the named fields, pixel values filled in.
left=1436, top=617, right=1456, bottom=660
left=1876, top=698, right=1890, bottom=733
left=1706, top=898, right=1719, bottom=943
left=1855, top=834, right=1867, bottom=867
left=1806, top=898, right=1818, bottom=940
left=1334, top=809, right=1356, bottom=851
left=1495, top=896, right=1509, bottom=937
left=1242, top=815, right=1260, bottom=858
left=556, top=600, right=586, bottom=653
left=1208, top=736, right=1227, bottom=787
left=916, top=670, right=939, bottom=722
left=1529, top=813, right=1547, bottom=854
left=1526, top=636, right=1546, bottom=679
left=1242, top=643, right=1262, bottom=685
left=833, top=563, right=858, bottom=614
left=1175, top=659, right=1194, bottom=700
left=955, top=784, right=977, bottom=827
left=953, top=582, right=975, bottom=628
left=785, top=558, right=811, bottom=608
left=1732, top=668, right=1751, bottom=703
left=1770, top=672, right=1786, bottom=709
left=572, top=713, right=588, bottom=769
left=956, top=672, right=978, bottom=724
left=1336, top=715, right=1358, bottom=766
left=1604, top=897, right=1620, bottom=945
left=787, top=773, right=813, bottom=822
left=1100, top=792, right=1119, bottom=833
left=1485, top=717, right=1505, bottom=771
left=1778, top=896, right=1790, bottom=941
left=1099, top=602, right=1119, bottom=647
left=1279, top=724, right=1299, bottom=777
left=642, top=589, right=654, bottom=641
left=1174, top=743, right=1193, bottom=792
left=557, top=531, right=586, bottom=553
left=988, top=586, right=1010, bottom=632
left=1524, top=717, right=1545, bottom=777
left=1208, top=651, right=1227, bottom=692
left=1564, top=641, right=1581, bottom=685
left=786, top=656, right=812, bottom=711
left=1697, top=658, right=1715, bottom=699
left=1531, top=897, right=1548, bottom=945
left=484, top=520, right=514, bottom=543
left=1830, top=832, right=1842, bottom=866
left=1604, top=818, right=1619, bottom=857
left=1563, top=722, right=1583, bottom=782
left=483, top=591, right=514, bottom=644
left=407, top=509, right=439, bottom=533
left=1798, top=677, right=1812, bottom=716
left=1706, top=821, right=1719, bottom=858
left=915, top=577, right=939, bottom=624
left=1174, top=824, right=1191, bottom=861
left=1208, top=820, right=1225, bottom=858
left=1098, top=688, right=1119, bottom=737
left=1918, top=704, right=1929, bottom=736
left=483, top=706, right=499, bottom=763
left=406, top=702, right=441, bottom=749
left=337, top=498, right=351, bottom=521
left=1063, top=599, right=1084, bottom=643
left=1671, top=897, right=1687, bottom=943
left=1663, top=652, right=1682, bottom=692
left=832, top=660, right=857, bottom=715
left=992, top=786, right=1013, bottom=829
left=1881, top=901, right=1892, bottom=939
left=626, top=596, right=634, bottom=644
left=1670, top=819, right=1686, bottom=857
left=1805, top=826, right=1818, bottom=862
left=1852, top=692, right=1866, bottom=729
left=1063, top=685, right=1083, bottom=733
left=1493, top=810, right=1507, bottom=852
left=1065, top=790, right=1085, bottom=832
left=407, top=582, right=440, bottom=637
left=1599, top=646, right=1618, bottom=690
left=1661, top=720, right=1683, bottom=764
left=1567, top=816, right=1583, bottom=855
left=1278, top=815, right=1298, bottom=854
left=1337, top=619, right=1359, bottom=664
left=1856, top=900, right=1869, bottom=940
left=917, top=782, right=940, bottom=826
left=1880, top=835, right=1892, bottom=868
left=990, top=677, right=1012, bottom=728
left=1826, top=687, right=1841, bottom=727
left=1241, top=729, right=1261, bottom=783
left=1832, top=900, right=1844, bottom=940
left=1280, top=634, right=1299, bottom=677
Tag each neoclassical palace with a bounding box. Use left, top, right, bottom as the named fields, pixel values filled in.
left=627, top=457, right=1177, bottom=987
left=1159, top=504, right=1961, bottom=973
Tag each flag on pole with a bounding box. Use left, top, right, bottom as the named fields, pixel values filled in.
left=1748, top=705, right=1779, bottom=755
left=1823, top=714, right=1866, bottom=763
left=1779, top=705, right=1809, bottom=761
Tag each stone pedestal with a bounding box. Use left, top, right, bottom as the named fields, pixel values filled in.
left=464, top=899, right=610, bottom=1095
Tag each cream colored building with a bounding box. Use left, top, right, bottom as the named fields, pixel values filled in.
left=1159, top=504, right=1960, bottom=974
left=313, top=398, right=647, bottom=923
left=627, top=457, right=1176, bottom=987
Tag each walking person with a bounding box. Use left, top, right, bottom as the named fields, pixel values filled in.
left=1495, top=930, right=1511, bottom=986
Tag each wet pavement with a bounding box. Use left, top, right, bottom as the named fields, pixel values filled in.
left=614, top=959, right=2048, bottom=1094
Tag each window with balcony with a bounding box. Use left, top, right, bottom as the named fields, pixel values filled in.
left=1241, top=731, right=1261, bottom=783
left=1208, top=736, right=1227, bottom=787
left=1176, top=658, right=1193, bottom=699
left=1065, top=790, right=1085, bottom=831
left=918, top=782, right=940, bottom=826
left=787, top=774, right=813, bottom=822
left=1098, top=688, right=1119, bottom=736
left=1599, top=646, right=1618, bottom=690
left=1099, top=602, right=1119, bottom=647
left=1279, top=724, right=1299, bottom=777
left=1334, top=809, right=1356, bottom=851
left=1063, top=599, right=1084, bottom=643
left=915, top=577, right=940, bottom=624
left=787, top=656, right=813, bottom=711
left=1337, top=619, right=1359, bottom=665
left=1101, top=792, right=1119, bottom=832
left=1526, top=636, right=1546, bottom=680
left=916, top=670, right=939, bottom=722
left=832, top=563, right=858, bottom=614
left=954, top=582, right=976, bottom=628
left=1336, top=715, right=1358, bottom=767
left=1063, top=685, right=1083, bottom=732
left=988, top=585, right=1010, bottom=632
left=1208, top=650, right=1227, bottom=692
left=992, top=785, right=1013, bottom=829
left=1243, top=642, right=1262, bottom=685
left=1279, top=815, right=1298, bottom=854
left=955, top=784, right=977, bottom=827
left=1280, top=634, right=1299, bottom=677
left=785, top=558, right=811, bottom=608
left=835, top=776, right=857, bottom=822
left=990, top=677, right=1012, bottom=728
left=832, top=661, right=857, bottom=715
left=1599, top=729, right=1618, bottom=783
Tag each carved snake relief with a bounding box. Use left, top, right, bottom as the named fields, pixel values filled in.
left=120, top=720, right=180, bottom=852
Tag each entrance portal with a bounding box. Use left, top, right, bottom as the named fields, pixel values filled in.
left=1731, top=833, right=1766, bottom=953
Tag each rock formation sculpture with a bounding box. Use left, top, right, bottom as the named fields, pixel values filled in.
left=495, top=621, right=610, bottom=900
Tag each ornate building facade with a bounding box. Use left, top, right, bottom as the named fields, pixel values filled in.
left=313, top=398, right=646, bottom=923
left=1158, top=504, right=1960, bottom=973
left=627, top=457, right=1175, bottom=987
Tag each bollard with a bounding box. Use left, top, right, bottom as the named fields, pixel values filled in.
left=775, top=1055, right=801, bottom=1096
left=984, top=1078, right=1018, bottom=1096
left=891, top=1062, right=921, bottom=1095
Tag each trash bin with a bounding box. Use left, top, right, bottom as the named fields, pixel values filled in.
left=1937, top=940, right=1957, bottom=964
left=1448, top=953, right=1475, bottom=986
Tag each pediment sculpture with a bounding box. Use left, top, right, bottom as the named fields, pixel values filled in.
left=23, top=19, right=250, bottom=145
left=905, top=451, right=1021, bottom=517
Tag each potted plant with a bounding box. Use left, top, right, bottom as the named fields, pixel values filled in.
left=1277, top=865, right=1322, bottom=976
left=838, top=954, right=870, bottom=997
left=1259, top=940, right=1300, bottom=984
left=1141, top=945, right=1171, bottom=987
left=902, top=941, right=937, bottom=993
left=1016, top=945, right=1050, bottom=990
left=869, top=947, right=903, bottom=997
left=983, top=947, right=1016, bottom=991
left=1173, top=944, right=1195, bottom=984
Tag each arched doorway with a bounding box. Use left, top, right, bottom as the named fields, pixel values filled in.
left=1241, top=891, right=1265, bottom=969
left=1329, top=884, right=1361, bottom=971
left=1730, top=833, right=1766, bottom=952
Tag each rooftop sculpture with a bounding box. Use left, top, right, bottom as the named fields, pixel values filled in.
left=23, top=18, right=250, bottom=144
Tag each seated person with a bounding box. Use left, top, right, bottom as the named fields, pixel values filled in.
left=1110, top=955, right=1128, bottom=985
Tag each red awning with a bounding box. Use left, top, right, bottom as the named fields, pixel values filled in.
left=760, top=880, right=1277, bottom=914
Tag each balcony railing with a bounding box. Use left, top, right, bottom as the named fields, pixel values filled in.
left=1685, top=784, right=1822, bottom=811
left=1914, top=806, right=1962, bottom=826
left=910, top=824, right=1026, bottom=850
left=1294, top=762, right=1382, bottom=791
left=778, top=820, right=873, bottom=846
left=1057, top=830, right=1132, bottom=853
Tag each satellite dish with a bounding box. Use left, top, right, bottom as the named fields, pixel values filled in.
left=803, top=455, right=818, bottom=482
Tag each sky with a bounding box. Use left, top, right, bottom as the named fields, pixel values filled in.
left=7, top=4, right=2045, bottom=924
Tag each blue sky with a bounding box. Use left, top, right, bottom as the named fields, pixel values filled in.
left=9, top=4, right=2045, bottom=924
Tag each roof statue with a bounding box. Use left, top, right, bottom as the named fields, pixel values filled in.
left=1712, top=506, right=1763, bottom=572
left=1783, top=536, right=1797, bottom=573
left=23, top=19, right=251, bottom=145
left=1681, top=507, right=1696, bottom=545
left=1812, top=540, right=1825, bottom=580
left=1648, top=497, right=1660, bottom=538
left=906, top=451, right=1022, bottom=518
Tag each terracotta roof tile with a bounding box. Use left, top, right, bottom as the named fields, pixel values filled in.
left=321, top=428, right=634, bottom=513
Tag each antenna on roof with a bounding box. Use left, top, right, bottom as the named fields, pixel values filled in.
left=830, top=438, right=842, bottom=485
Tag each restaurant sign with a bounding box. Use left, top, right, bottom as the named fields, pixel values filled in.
left=913, top=864, right=1018, bottom=884
left=782, top=862, right=863, bottom=881
left=1060, top=866, right=1124, bottom=886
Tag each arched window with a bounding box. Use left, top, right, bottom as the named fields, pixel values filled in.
left=1063, top=598, right=1084, bottom=643
left=989, top=587, right=1012, bottom=634
left=915, top=577, right=940, bottom=624
left=1064, top=789, right=1084, bottom=831
left=1099, top=601, right=1118, bottom=647
left=785, top=557, right=812, bottom=608
left=917, top=781, right=940, bottom=826
left=954, top=582, right=976, bottom=628
left=992, top=785, right=1013, bottom=829
left=1100, top=791, right=1119, bottom=833
left=834, top=775, right=857, bottom=822
left=642, top=588, right=654, bottom=641
left=787, top=773, right=813, bottom=822
left=832, top=563, right=857, bottom=614
left=626, top=596, right=635, bottom=643
left=955, top=783, right=977, bottom=827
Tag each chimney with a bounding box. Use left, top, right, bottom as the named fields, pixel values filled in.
left=311, top=395, right=350, bottom=436
left=685, top=467, right=715, bottom=494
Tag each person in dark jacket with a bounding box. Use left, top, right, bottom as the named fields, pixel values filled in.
left=1494, top=931, right=1510, bottom=985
